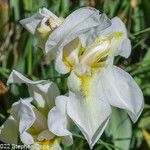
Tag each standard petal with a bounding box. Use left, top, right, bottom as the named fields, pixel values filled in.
left=102, top=17, right=131, bottom=58
left=67, top=72, right=111, bottom=148
left=45, top=7, right=105, bottom=54
left=19, top=7, right=58, bottom=34
left=19, top=12, right=43, bottom=34
left=0, top=116, right=18, bottom=144
left=101, top=66, right=144, bottom=122
left=39, top=7, right=58, bottom=19
left=48, top=96, right=72, bottom=136
left=102, top=17, right=127, bottom=36
left=12, top=98, right=36, bottom=144
left=111, top=17, right=131, bottom=58
left=7, top=70, right=59, bottom=108
left=79, top=13, right=111, bottom=47
left=118, top=38, right=131, bottom=58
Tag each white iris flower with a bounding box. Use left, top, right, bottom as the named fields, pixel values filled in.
left=0, top=70, right=72, bottom=150
left=49, top=16, right=144, bottom=149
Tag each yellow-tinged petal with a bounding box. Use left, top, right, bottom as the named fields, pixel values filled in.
left=33, top=138, right=61, bottom=150
left=79, top=39, right=111, bottom=65
left=80, top=75, right=91, bottom=96
left=36, top=27, right=51, bottom=39
left=63, top=38, right=81, bottom=67
left=7, top=70, right=60, bottom=110
left=67, top=71, right=111, bottom=148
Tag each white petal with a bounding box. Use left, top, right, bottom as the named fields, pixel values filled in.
left=55, top=49, right=70, bottom=74
left=79, top=13, right=111, bottom=47
left=101, top=66, right=144, bottom=122
left=102, top=17, right=131, bottom=58
left=67, top=72, right=111, bottom=148
left=39, top=8, right=58, bottom=19
left=20, top=132, right=34, bottom=145
left=19, top=7, right=57, bottom=34
left=117, top=38, right=131, bottom=58
left=12, top=98, right=36, bottom=144
left=19, top=13, right=42, bottom=34
left=48, top=96, right=72, bottom=136
left=45, top=7, right=103, bottom=54
left=7, top=70, right=45, bottom=85
left=0, top=116, right=18, bottom=144
left=7, top=70, right=59, bottom=108
left=104, top=17, right=127, bottom=35
left=111, top=22, right=131, bottom=58
left=62, top=135, right=73, bottom=146
left=37, top=129, right=55, bottom=141
left=55, top=38, right=80, bottom=74
left=73, top=64, right=91, bottom=76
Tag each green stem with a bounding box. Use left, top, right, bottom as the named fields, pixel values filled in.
left=134, top=27, right=150, bottom=36
left=73, top=133, right=123, bottom=150
left=28, top=43, right=32, bottom=76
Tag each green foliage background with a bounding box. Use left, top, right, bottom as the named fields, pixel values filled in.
left=0, top=0, right=150, bottom=149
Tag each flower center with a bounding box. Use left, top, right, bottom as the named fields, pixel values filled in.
left=36, top=17, right=64, bottom=39
left=33, top=137, right=60, bottom=150
left=63, top=36, right=112, bottom=76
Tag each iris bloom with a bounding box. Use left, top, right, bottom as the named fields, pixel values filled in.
left=0, top=70, right=72, bottom=150
left=20, top=7, right=110, bottom=58
left=48, top=16, right=144, bottom=148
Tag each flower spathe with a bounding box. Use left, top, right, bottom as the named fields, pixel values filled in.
left=0, top=70, right=72, bottom=150
left=51, top=14, right=144, bottom=148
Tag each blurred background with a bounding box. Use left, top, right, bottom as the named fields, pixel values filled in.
left=0, top=0, right=150, bottom=149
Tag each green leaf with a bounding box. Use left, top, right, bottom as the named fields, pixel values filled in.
left=143, top=48, right=150, bottom=63
left=106, top=108, right=132, bottom=150
left=10, top=0, right=20, bottom=21
left=138, top=115, right=150, bottom=129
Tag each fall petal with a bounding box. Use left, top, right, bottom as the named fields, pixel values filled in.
left=67, top=72, right=111, bottom=148
left=101, top=66, right=144, bottom=122
left=7, top=70, right=59, bottom=108
left=12, top=98, right=36, bottom=144
left=48, top=96, right=72, bottom=136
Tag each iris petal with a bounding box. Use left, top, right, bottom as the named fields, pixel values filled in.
left=100, top=66, right=144, bottom=122
left=67, top=72, right=111, bottom=148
